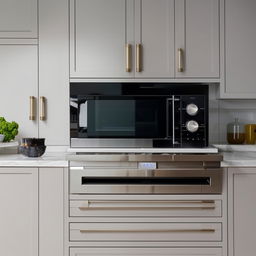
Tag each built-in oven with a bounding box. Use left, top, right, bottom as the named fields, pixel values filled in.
left=70, top=83, right=208, bottom=148
left=69, top=154, right=223, bottom=194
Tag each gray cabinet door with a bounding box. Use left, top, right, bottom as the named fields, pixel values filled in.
left=70, top=0, right=133, bottom=78
left=0, top=0, right=37, bottom=38
left=0, top=168, right=38, bottom=256
left=134, top=0, right=175, bottom=78
left=39, top=168, right=64, bottom=256
left=0, top=45, right=38, bottom=140
left=223, top=0, right=256, bottom=98
left=175, top=0, right=219, bottom=78
left=39, top=0, right=69, bottom=146
left=228, top=168, right=256, bottom=256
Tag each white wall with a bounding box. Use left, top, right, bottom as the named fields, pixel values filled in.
left=209, top=85, right=256, bottom=144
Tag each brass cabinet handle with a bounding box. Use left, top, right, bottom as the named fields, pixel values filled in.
left=79, top=229, right=215, bottom=233
left=78, top=200, right=216, bottom=210
left=29, top=96, right=36, bottom=120
left=40, top=96, right=46, bottom=121
left=136, top=43, right=142, bottom=72
left=125, top=44, right=132, bottom=72
left=178, top=48, right=184, bottom=72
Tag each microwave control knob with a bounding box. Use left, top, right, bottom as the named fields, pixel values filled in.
left=186, top=120, right=199, bottom=133
left=186, top=103, right=199, bottom=116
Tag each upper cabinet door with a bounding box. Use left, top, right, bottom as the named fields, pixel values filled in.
left=175, top=0, right=219, bottom=78
left=134, top=0, right=175, bottom=78
left=70, top=0, right=134, bottom=78
left=222, top=0, right=256, bottom=98
left=0, top=45, right=38, bottom=140
left=0, top=0, right=37, bottom=38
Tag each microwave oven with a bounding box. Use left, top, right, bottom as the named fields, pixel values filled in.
left=70, top=83, right=208, bottom=148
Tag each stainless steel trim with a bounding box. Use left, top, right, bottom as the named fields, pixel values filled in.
left=71, top=138, right=153, bottom=148
left=69, top=154, right=223, bottom=163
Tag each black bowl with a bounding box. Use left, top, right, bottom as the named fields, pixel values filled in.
left=21, top=138, right=45, bottom=147
left=19, top=145, right=46, bottom=158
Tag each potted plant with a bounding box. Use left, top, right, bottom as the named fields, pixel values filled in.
left=0, top=117, right=19, bottom=142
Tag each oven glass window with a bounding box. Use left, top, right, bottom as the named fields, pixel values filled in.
left=80, top=98, right=166, bottom=138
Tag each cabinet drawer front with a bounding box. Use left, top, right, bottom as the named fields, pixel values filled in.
left=70, top=223, right=222, bottom=242
left=70, top=247, right=223, bottom=256
left=70, top=199, right=221, bottom=217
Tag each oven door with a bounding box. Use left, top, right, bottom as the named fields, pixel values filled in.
left=70, top=167, right=222, bottom=194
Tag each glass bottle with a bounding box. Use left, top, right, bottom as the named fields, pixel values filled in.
left=227, top=118, right=245, bottom=144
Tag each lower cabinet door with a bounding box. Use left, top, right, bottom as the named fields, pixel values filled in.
left=0, top=168, right=38, bottom=256
left=70, top=222, right=222, bottom=242
left=70, top=247, right=222, bottom=256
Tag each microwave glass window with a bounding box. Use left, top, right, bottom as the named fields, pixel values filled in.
left=88, top=100, right=135, bottom=136
left=84, top=98, right=166, bottom=138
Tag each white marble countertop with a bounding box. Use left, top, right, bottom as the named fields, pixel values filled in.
left=0, top=152, right=69, bottom=167
left=221, top=152, right=256, bottom=167
left=0, top=147, right=255, bottom=168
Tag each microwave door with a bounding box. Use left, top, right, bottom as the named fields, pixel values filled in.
left=85, top=97, right=166, bottom=139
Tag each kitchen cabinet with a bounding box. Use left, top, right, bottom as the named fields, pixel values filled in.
left=134, top=0, right=175, bottom=78
left=0, top=44, right=38, bottom=140
left=70, top=0, right=219, bottom=79
left=0, top=168, right=38, bottom=256
left=70, top=222, right=222, bottom=242
left=70, top=0, right=133, bottom=78
left=0, top=0, right=37, bottom=38
left=39, top=168, right=64, bottom=256
left=0, top=0, right=68, bottom=146
left=175, top=0, right=219, bottom=78
left=0, top=167, right=64, bottom=256
left=221, top=0, right=256, bottom=98
left=228, top=168, right=256, bottom=256
left=38, top=0, right=69, bottom=145
left=70, top=247, right=223, bottom=256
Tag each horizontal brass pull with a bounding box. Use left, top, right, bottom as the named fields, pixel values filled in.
left=78, top=200, right=215, bottom=210
left=78, top=206, right=215, bottom=210
left=79, top=229, right=215, bottom=233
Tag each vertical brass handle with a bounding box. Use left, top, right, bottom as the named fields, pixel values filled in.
left=125, top=44, right=132, bottom=72
left=40, top=96, right=46, bottom=121
left=136, top=44, right=142, bottom=72
left=178, top=48, right=184, bottom=72
left=29, top=96, right=36, bottom=120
